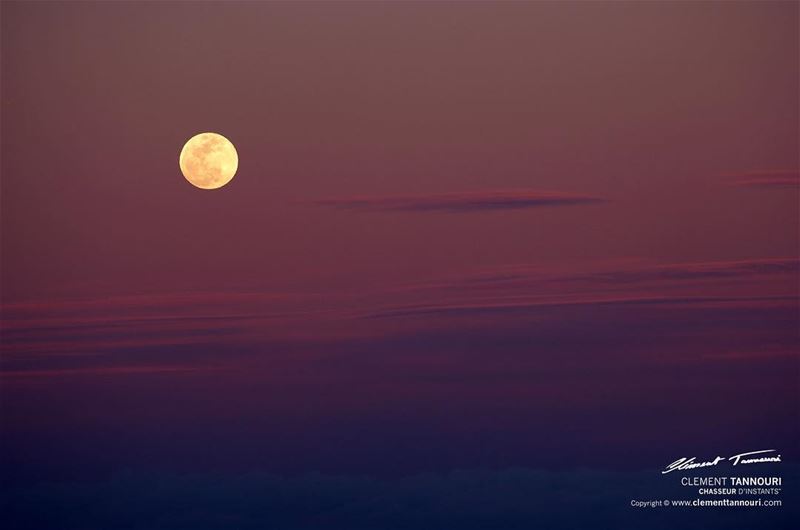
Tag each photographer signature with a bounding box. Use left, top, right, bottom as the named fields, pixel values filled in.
left=662, top=449, right=780, bottom=474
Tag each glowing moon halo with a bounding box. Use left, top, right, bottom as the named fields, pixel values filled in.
left=179, top=132, right=238, bottom=189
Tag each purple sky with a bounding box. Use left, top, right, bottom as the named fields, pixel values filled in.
left=1, top=0, right=798, bottom=492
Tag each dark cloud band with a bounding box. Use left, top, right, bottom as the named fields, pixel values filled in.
left=314, top=190, right=605, bottom=212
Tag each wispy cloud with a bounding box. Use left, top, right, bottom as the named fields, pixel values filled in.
left=725, top=169, right=800, bottom=189
left=363, top=294, right=796, bottom=319
left=2, top=258, right=796, bottom=378
left=2, top=262, right=796, bottom=479
left=314, top=190, right=605, bottom=213
left=478, top=258, right=799, bottom=287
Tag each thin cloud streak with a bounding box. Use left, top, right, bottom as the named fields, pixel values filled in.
left=725, top=169, right=800, bottom=188
left=363, top=294, right=796, bottom=319
left=314, top=190, right=606, bottom=213
left=441, top=257, right=800, bottom=289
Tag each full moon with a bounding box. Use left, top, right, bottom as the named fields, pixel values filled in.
left=179, top=132, right=238, bottom=189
